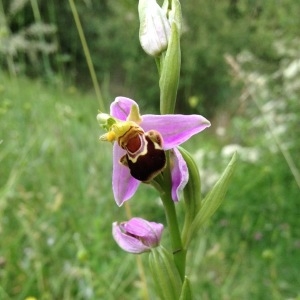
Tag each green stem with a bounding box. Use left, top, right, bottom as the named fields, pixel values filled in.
left=161, top=192, right=186, bottom=281
left=155, top=56, right=162, bottom=77
left=160, top=153, right=186, bottom=281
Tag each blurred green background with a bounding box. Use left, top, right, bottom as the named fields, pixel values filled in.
left=0, top=0, right=299, bottom=299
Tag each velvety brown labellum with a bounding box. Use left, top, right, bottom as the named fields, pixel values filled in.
left=117, top=125, right=144, bottom=152
left=120, top=130, right=166, bottom=182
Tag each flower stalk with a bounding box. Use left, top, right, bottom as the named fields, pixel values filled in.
left=96, top=0, right=237, bottom=298
left=160, top=153, right=186, bottom=280
left=160, top=189, right=186, bottom=280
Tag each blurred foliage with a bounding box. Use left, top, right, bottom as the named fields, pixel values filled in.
left=1, top=0, right=300, bottom=115
left=0, top=0, right=57, bottom=76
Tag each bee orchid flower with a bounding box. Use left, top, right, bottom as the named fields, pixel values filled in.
left=98, top=97, right=210, bottom=206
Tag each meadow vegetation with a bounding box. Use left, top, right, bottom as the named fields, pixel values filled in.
left=1, top=0, right=300, bottom=299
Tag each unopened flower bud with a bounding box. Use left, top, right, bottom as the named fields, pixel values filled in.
left=97, top=112, right=117, bottom=134
left=97, top=112, right=110, bottom=125
left=138, top=0, right=171, bottom=56
left=112, top=217, right=164, bottom=253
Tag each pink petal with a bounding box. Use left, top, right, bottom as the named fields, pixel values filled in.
left=112, top=144, right=140, bottom=206
left=141, top=114, right=211, bottom=149
left=124, top=217, right=164, bottom=246
left=110, top=97, right=210, bottom=149
left=171, top=148, right=189, bottom=201
left=112, top=222, right=150, bottom=253
left=110, top=97, right=137, bottom=120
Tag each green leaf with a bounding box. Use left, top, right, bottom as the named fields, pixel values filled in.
left=179, top=277, right=193, bottom=300
left=149, top=246, right=182, bottom=300
left=169, top=0, right=183, bottom=33
left=187, top=152, right=237, bottom=246
left=178, top=147, right=201, bottom=247
left=159, top=21, right=181, bottom=114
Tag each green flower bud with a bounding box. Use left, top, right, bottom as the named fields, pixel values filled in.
left=97, top=112, right=111, bottom=125
left=96, top=112, right=117, bottom=132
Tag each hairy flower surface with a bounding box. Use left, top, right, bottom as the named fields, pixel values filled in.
left=112, top=217, right=164, bottom=254
left=98, top=97, right=210, bottom=206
